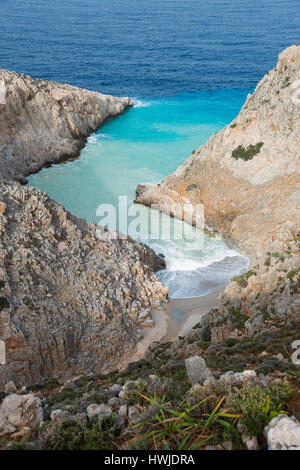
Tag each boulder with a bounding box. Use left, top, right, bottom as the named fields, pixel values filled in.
left=264, top=415, right=300, bottom=450
left=0, top=394, right=43, bottom=434
left=118, top=405, right=128, bottom=419
left=128, top=406, right=140, bottom=424
left=86, top=403, right=112, bottom=420
left=50, top=409, right=73, bottom=424
left=185, top=356, right=212, bottom=384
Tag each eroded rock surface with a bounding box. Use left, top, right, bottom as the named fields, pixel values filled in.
left=0, top=181, right=167, bottom=388
left=0, top=71, right=169, bottom=389
left=0, top=69, right=132, bottom=182
left=0, top=393, right=43, bottom=435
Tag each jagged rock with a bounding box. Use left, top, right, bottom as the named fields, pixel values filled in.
left=50, top=409, right=73, bottom=424
left=185, top=356, right=212, bottom=384
left=118, top=405, right=128, bottom=419
left=0, top=181, right=167, bottom=389
left=86, top=403, right=112, bottom=419
left=0, top=69, right=132, bottom=182
left=220, top=370, right=257, bottom=386
left=0, top=394, right=43, bottom=433
left=241, top=434, right=259, bottom=451
left=265, top=415, right=300, bottom=450
left=128, top=406, right=140, bottom=424
left=4, top=381, right=17, bottom=395
left=0, top=69, right=168, bottom=390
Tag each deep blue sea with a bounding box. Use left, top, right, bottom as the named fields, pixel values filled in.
left=0, top=0, right=299, bottom=96
left=1, top=0, right=299, bottom=297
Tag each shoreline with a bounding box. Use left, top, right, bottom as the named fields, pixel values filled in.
left=118, top=287, right=223, bottom=371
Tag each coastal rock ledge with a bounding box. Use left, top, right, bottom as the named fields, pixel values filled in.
left=0, top=69, right=132, bottom=182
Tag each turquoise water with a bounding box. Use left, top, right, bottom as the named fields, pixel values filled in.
left=28, top=90, right=249, bottom=298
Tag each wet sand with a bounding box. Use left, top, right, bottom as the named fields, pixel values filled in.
left=118, top=287, right=223, bottom=371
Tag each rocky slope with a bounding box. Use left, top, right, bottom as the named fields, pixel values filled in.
left=135, top=45, right=300, bottom=261
left=0, top=181, right=168, bottom=389
left=0, top=69, right=132, bottom=182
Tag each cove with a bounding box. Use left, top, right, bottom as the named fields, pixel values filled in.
left=28, top=89, right=249, bottom=298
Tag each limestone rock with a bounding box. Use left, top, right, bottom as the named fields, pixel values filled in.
left=86, top=403, right=112, bottom=419
left=265, top=415, right=300, bottom=450
left=128, top=405, right=140, bottom=424
left=0, top=181, right=167, bottom=389
left=220, top=370, right=257, bottom=386
left=118, top=405, right=128, bottom=419
left=0, top=69, right=132, bottom=182
left=50, top=409, right=72, bottom=424
left=185, top=355, right=212, bottom=384
left=0, top=394, right=43, bottom=433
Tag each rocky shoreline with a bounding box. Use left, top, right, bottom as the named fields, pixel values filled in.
left=0, top=46, right=299, bottom=450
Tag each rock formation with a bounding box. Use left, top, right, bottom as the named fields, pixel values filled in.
left=135, top=45, right=300, bottom=261
left=0, top=71, right=167, bottom=389
left=0, top=181, right=167, bottom=388
left=0, top=69, right=132, bottom=182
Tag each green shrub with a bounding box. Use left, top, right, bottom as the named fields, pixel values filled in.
left=231, top=142, right=264, bottom=161
left=227, top=383, right=294, bottom=437
left=47, top=415, right=117, bottom=450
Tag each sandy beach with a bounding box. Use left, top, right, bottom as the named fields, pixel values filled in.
left=118, top=287, right=223, bottom=370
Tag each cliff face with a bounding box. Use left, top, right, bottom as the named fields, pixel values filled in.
left=0, top=71, right=168, bottom=389
left=135, top=45, right=300, bottom=260
left=0, top=69, right=132, bottom=182
left=0, top=182, right=168, bottom=388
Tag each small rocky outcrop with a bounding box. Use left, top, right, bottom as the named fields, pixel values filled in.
left=265, top=415, right=300, bottom=450
left=0, top=181, right=168, bottom=389
left=135, top=45, right=300, bottom=261
left=0, top=393, right=43, bottom=437
left=185, top=356, right=212, bottom=384
left=0, top=69, right=132, bottom=182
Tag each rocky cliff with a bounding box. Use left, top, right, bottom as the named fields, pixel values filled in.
left=0, top=72, right=168, bottom=389
left=0, top=69, right=132, bottom=182
left=135, top=45, right=300, bottom=261
left=0, top=181, right=167, bottom=388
